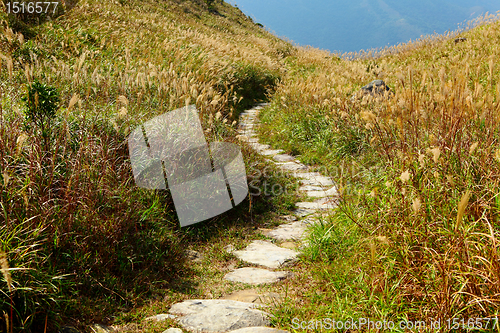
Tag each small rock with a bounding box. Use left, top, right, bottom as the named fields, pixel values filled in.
left=163, top=329, right=184, bottom=333
left=280, top=215, right=298, bottom=222
left=454, top=37, right=466, bottom=43
left=224, top=244, right=236, bottom=253
left=145, top=314, right=177, bottom=321
left=185, top=250, right=203, bottom=262
left=360, top=79, right=392, bottom=98
left=224, top=267, right=291, bottom=285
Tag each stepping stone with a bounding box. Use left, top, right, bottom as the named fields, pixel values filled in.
left=298, top=185, right=326, bottom=192
left=228, top=328, right=289, bottom=333
left=294, top=172, right=334, bottom=186
left=260, top=149, right=284, bottom=156
left=169, top=299, right=269, bottom=333
left=292, top=208, right=316, bottom=217
left=224, top=267, right=291, bottom=285
left=304, top=186, right=338, bottom=198
left=296, top=197, right=337, bottom=210
left=250, top=143, right=271, bottom=151
left=232, top=240, right=299, bottom=269
left=273, top=154, right=295, bottom=162
left=263, top=221, right=308, bottom=241
left=276, top=162, right=309, bottom=172
left=222, top=289, right=283, bottom=304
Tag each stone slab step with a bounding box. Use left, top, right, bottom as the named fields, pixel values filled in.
left=293, top=172, right=334, bottom=186
left=303, top=186, right=338, bottom=198
left=262, top=222, right=308, bottom=241
left=260, top=149, right=284, bottom=156
left=296, top=197, right=337, bottom=210
left=272, top=154, right=295, bottom=163
left=232, top=240, right=299, bottom=269
left=276, top=162, right=309, bottom=172
left=169, top=299, right=269, bottom=333
left=224, top=267, right=291, bottom=285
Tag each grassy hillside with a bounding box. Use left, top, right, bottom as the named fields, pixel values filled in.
left=0, top=1, right=297, bottom=332
left=259, top=11, right=500, bottom=328
left=2, top=0, right=500, bottom=331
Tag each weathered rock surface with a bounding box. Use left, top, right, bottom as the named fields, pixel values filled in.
left=303, top=186, right=338, bottom=198
left=169, top=299, right=269, bottom=333
left=232, top=240, right=299, bottom=269
left=273, top=154, right=295, bottom=162
left=260, top=149, right=284, bottom=156
left=222, top=289, right=283, bottom=304
left=224, top=267, right=291, bottom=285
left=294, top=172, right=334, bottom=186
left=263, top=222, right=308, bottom=241
left=228, top=328, right=289, bottom=333
left=163, top=329, right=184, bottom=333
left=360, top=79, right=392, bottom=97
left=296, top=197, right=337, bottom=210
left=276, top=162, right=309, bottom=172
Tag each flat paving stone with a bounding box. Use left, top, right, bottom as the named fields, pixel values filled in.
left=260, top=149, right=284, bottom=156
left=276, top=162, right=309, bottom=172
left=292, top=208, right=316, bottom=217
left=263, top=222, right=308, bottom=241
left=224, top=268, right=291, bottom=285
left=296, top=197, right=337, bottom=210
left=293, top=172, right=334, bottom=186
left=304, top=186, right=338, bottom=198
left=250, top=143, right=271, bottom=151
left=233, top=240, right=299, bottom=269
left=169, top=299, right=269, bottom=333
left=273, top=154, right=295, bottom=162
left=228, top=328, right=289, bottom=333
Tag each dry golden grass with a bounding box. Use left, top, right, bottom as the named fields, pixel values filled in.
left=260, top=11, right=500, bottom=325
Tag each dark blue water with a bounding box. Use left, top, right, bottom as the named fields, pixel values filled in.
left=229, top=0, right=500, bottom=53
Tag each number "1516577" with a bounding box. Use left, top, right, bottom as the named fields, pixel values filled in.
left=5, top=2, right=59, bottom=14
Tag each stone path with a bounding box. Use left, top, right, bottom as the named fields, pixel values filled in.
left=77, top=104, right=339, bottom=333
left=158, top=104, right=339, bottom=332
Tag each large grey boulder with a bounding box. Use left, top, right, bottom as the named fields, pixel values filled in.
left=169, top=299, right=269, bottom=333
